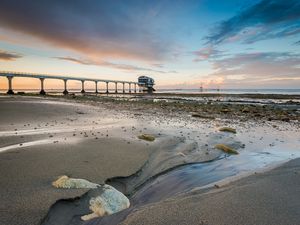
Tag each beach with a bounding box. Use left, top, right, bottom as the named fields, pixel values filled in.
left=0, top=94, right=299, bottom=225
left=0, top=96, right=153, bottom=225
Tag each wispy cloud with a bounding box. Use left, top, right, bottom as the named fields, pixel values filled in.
left=294, top=40, right=300, bottom=45
left=192, top=45, right=225, bottom=62
left=0, top=50, right=22, bottom=61
left=54, top=56, right=176, bottom=74
left=202, top=52, right=300, bottom=88
left=0, top=0, right=175, bottom=62
left=207, top=0, right=300, bottom=45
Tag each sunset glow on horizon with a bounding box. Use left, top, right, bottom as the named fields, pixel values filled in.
left=0, top=0, right=299, bottom=90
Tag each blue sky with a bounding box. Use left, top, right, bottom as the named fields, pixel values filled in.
left=0, top=0, right=299, bottom=89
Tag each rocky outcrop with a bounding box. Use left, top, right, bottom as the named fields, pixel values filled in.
left=52, top=175, right=100, bottom=189
left=81, top=184, right=130, bottom=220
left=44, top=179, right=130, bottom=225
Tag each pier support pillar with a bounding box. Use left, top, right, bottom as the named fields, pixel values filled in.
left=122, top=83, right=125, bottom=93
left=129, top=83, right=131, bottom=93
left=106, top=82, right=109, bottom=94
left=6, top=76, right=14, bottom=94
left=115, top=82, right=118, bottom=93
left=63, top=79, right=68, bottom=95
left=95, top=81, right=98, bottom=94
left=134, top=84, right=137, bottom=93
left=39, top=78, right=46, bottom=95
left=81, top=80, right=85, bottom=94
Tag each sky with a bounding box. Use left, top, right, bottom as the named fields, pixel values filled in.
left=0, top=0, right=299, bottom=90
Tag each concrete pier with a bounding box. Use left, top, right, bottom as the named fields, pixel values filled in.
left=95, top=81, right=98, bottom=93
left=40, top=78, right=46, bottom=95
left=6, top=76, right=14, bottom=94
left=0, top=71, right=139, bottom=95
left=106, top=82, right=109, bottom=94
left=81, top=80, right=85, bottom=94
left=134, top=83, right=137, bottom=93
left=63, top=80, right=68, bottom=95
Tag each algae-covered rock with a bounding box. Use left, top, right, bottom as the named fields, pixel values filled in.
left=191, top=113, right=215, bottom=119
left=138, top=134, right=155, bottom=142
left=241, top=107, right=250, bottom=113
left=51, top=177, right=130, bottom=222
left=219, top=127, right=236, bottom=133
left=215, top=144, right=239, bottom=154
left=81, top=184, right=130, bottom=220
left=281, top=117, right=290, bottom=122
left=220, top=108, right=231, bottom=113
left=52, top=175, right=100, bottom=189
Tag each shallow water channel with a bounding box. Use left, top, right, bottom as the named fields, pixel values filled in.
left=41, top=139, right=300, bottom=225
left=91, top=141, right=299, bottom=225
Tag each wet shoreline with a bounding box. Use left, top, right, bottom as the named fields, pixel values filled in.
left=0, top=95, right=299, bottom=225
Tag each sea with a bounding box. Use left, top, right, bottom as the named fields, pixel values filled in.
left=157, top=88, right=300, bottom=95
left=1, top=88, right=300, bottom=95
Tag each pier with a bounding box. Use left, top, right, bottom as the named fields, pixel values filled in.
left=0, top=71, right=139, bottom=95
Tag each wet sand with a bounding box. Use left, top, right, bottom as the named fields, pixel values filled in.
left=0, top=94, right=299, bottom=225
left=0, top=96, right=153, bottom=225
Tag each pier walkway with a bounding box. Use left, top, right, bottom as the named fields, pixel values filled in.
left=0, top=71, right=139, bottom=95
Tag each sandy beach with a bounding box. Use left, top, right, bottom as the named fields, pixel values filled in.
left=0, top=94, right=299, bottom=225
left=1, top=1, right=300, bottom=224
left=0, top=96, right=153, bottom=225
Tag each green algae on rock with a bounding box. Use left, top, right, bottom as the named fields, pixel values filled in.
left=215, top=144, right=239, bottom=154
left=52, top=175, right=100, bottom=189
left=138, top=134, right=155, bottom=142
left=220, top=108, right=231, bottom=113
left=241, top=107, right=250, bottom=113
left=81, top=185, right=130, bottom=221
left=191, top=113, right=215, bottom=119
left=219, top=127, right=237, bottom=134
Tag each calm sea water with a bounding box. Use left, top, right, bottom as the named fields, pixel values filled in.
left=1, top=88, right=300, bottom=95
left=157, top=88, right=300, bottom=95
